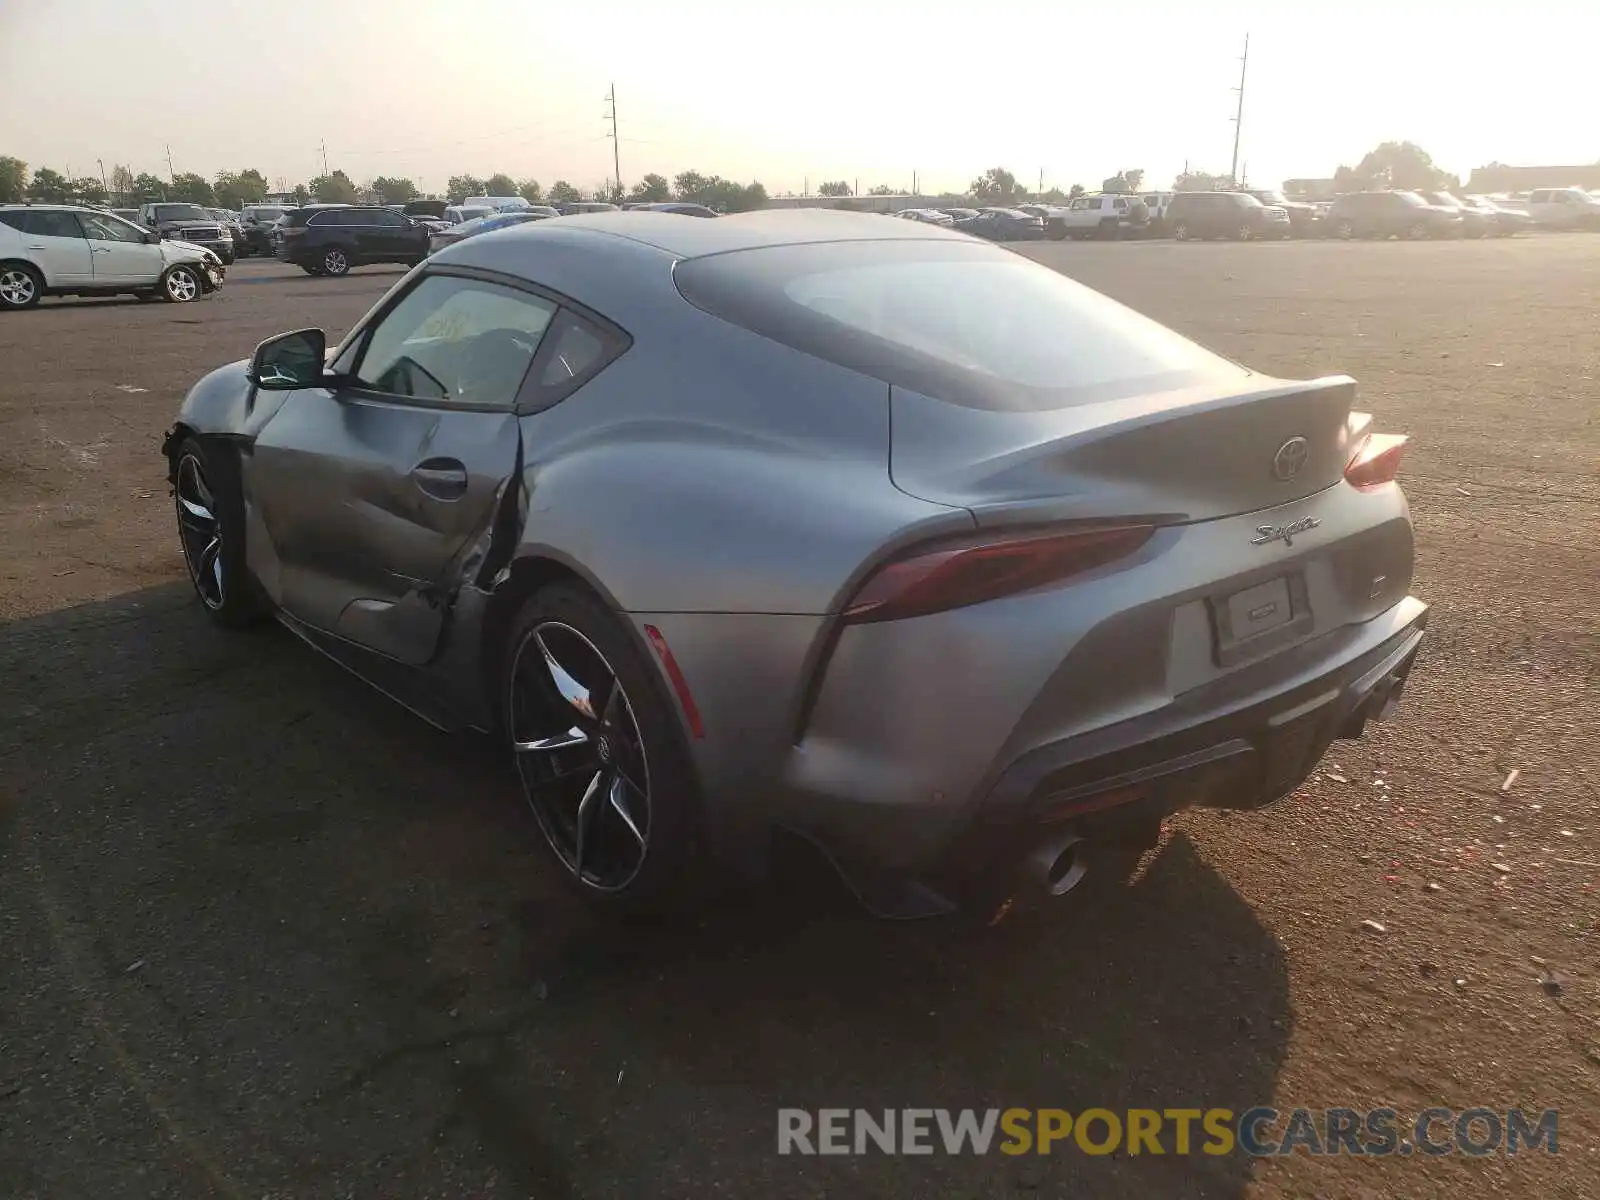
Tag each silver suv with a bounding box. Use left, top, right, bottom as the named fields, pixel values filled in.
left=0, top=205, right=225, bottom=310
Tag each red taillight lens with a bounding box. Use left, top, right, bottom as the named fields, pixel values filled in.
left=1345, top=432, right=1409, bottom=490
left=841, top=524, right=1156, bottom=625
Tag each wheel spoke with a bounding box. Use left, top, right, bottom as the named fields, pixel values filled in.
left=607, top=773, right=646, bottom=848
left=178, top=495, right=213, bottom=524
left=534, top=631, right=596, bottom=721
left=512, top=726, right=588, bottom=754
left=571, top=770, right=605, bottom=879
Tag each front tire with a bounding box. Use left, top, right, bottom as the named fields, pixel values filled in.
left=162, top=265, right=202, bottom=303
left=504, top=585, right=698, bottom=913
left=1407, top=220, right=1429, bottom=240
left=1172, top=222, right=1190, bottom=241
left=171, top=437, right=264, bottom=627
left=0, top=263, right=43, bottom=310
left=1236, top=223, right=1253, bottom=241
left=1335, top=218, right=1355, bottom=240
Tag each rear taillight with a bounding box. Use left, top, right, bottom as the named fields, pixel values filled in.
left=841, top=524, right=1156, bottom=625
left=1344, top=432, right=1409, bottom=490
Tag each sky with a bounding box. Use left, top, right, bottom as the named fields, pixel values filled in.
left=1, top=0, right=1596, bottom=197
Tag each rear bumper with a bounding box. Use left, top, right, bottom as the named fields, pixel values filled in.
left=799, top=595, right=1427, bottom=915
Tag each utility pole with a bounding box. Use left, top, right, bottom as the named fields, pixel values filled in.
left=319, top=139, right=329, bottom=177
left=1229, top=33, right=1250, bottom=186
left=912, top=169, right=918, bottom=196
left=96, top=158, right=108, bottom=192
left=1039, top=168, right=1044, bottom=198
left=603, top=84, right=622, bottom=201
left=165, top=144, right=175, bottom=180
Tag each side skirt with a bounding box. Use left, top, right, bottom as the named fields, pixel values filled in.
left=275, top=608, right=490, bottom=735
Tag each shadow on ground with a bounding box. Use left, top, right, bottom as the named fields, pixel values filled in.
left=0, top=585, right=1290, bottom=1199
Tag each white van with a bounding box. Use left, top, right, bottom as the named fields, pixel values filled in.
left=462, top=195, right=531, bottom=213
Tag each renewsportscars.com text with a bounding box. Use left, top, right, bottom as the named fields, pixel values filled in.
left=777, top=1107, right=1558, bottom=1157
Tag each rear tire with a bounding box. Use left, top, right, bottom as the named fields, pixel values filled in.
left=1336, top=218, right=1355, bottom=240
left=319, top=245, right=351, bottom=276
left=1407, top=220, right=1429, bottom=240
left=0, top=263, right=43, bottom=310
left=503, top=585, right=700, bottom=915
left=1172, top=222, right=1190, bottom=241
left=1236, top=223, right=1253, bottom=241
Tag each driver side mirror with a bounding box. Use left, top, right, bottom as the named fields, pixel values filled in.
left=250, top=328, right=327, bottom=390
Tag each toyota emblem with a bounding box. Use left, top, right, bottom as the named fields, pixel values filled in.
left=1272, top=437, right=1310, bottom=482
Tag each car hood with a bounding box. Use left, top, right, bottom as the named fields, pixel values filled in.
left=162, top=239, right=221, bottom=265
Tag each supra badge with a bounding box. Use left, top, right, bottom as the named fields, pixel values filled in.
left=1251, top=516, right=1321, bottom=547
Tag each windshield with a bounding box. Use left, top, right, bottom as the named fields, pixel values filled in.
left=154, top=204, right=210, bottom=222
left=1394, top=191, right=1428, bottom=207
left=1253, top=190, right=1288, bottom=205
left=676, top=240, right=1246, bottom=412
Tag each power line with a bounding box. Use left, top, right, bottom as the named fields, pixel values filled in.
left=1229, top=33, right=1249, bottom=185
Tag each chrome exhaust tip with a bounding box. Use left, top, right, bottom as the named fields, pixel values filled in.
left=1028, top=831, right=1089, bottom=898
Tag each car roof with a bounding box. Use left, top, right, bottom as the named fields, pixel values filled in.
left=497, top=208, right=965, bottom=259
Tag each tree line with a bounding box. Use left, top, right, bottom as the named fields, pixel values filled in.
left=0, top=141, right=1467, bottom=213
left=0, top=158, right=769, bottom=212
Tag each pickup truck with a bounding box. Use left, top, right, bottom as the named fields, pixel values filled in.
left=137, top=202, right=235, bottom=263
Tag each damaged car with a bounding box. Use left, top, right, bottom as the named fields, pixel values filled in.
left=164, top=210, right=1427, bottom=919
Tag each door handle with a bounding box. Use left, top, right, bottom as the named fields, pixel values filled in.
left=91, top=247, right=111, bottom=254
left=411, top=457, right=468, bottom=500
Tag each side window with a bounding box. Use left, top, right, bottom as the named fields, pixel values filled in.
left=528, top=308, right=630, bottom=411
left=1551, top=191, right=1570, bottom=205
left=353, top=274, right=557, bottom=408
left=22, top=211, right=85, bottom=238
left=1529, top=191, right=1549, bottom=204
left=0, top=211, right=24, bottom=230
left=1114, top=198, right=1127, bottom=211
left=80, top=213, right=146, bottom=243
left=373, top=210, right=407, bottom=228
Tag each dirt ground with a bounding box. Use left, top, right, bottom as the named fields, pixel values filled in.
left=0, top=240, right=1596, bottom=1199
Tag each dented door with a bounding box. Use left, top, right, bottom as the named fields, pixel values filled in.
left=247, top=390, right=520, bottom=665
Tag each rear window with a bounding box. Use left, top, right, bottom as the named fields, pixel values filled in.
left=675, top=240, right=1245, bottom=412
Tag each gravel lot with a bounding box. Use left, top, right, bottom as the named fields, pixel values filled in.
left=1, top=241, right=1596, bottom=1199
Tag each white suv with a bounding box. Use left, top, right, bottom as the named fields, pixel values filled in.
left=0, top=204, right=225, bottom=311
left=1057, top=193, right=1151, bottom=239
left=1524, top=188, right=1600, bottom=230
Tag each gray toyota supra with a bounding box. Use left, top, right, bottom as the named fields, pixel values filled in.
left=164, top=210, right=1427, bottom=918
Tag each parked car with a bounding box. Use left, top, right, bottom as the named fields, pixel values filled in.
left=462, top=195, right=533, bottom=214
left=444, top=205, right=495, bottom=225
left=1057, top=194, right=1150, bottom=239
left=401, top=199, right=450, bottom=220
left=0, top=204, right=224, bottom=309
left=1419, top=192, right=1498, bottom=238
left=954, top=207, right=1046, bottom=241
left=938, top=207, right=981, bottom=224
left=161, top=209, right=1427, bottom=918
left=111, top=208, right=139, bottom=222
left=1247, top=189, right=1318, bottom=237
left=1016, top=203, right=1070, bottom=238
left=273, top=204, right=431, bottom=276
left=895, top=208, right=955, bottom=226
left=1166, top=191, right=1291, bottom=241
left=428, top=210, right=552, bottom=253
left=137, top=201, right=235, bottom=264
left=629, top=202, right=719, bottom=218
left=1454, top=194, right=1532, bottom=237
left=1140, top=192, right=1175, bottom=234
left=558, top=202, right=621, bottom=215
left=238, top=204, right=288, bottom=256
left=1324, top=191, right=1464, bottom=240
left=1524, top=187, right=1600, bottom=230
